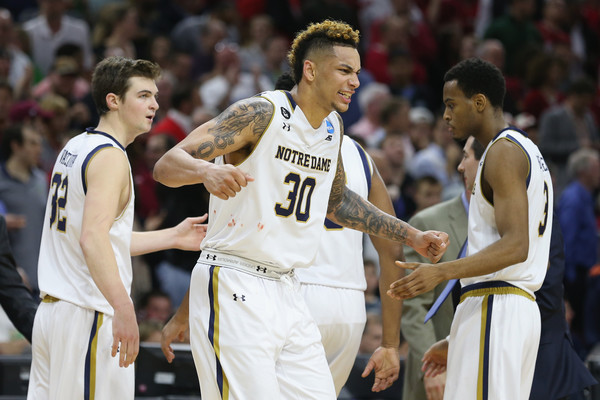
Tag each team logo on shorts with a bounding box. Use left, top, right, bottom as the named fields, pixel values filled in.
left=281, top=107, right=291, bottom=119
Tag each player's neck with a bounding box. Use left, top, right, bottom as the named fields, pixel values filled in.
left=291, top=86, right=330, bottom=129
left=95, top=116, right=133, bottom=148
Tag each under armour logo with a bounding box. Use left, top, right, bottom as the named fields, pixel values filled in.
left=233, top=293, right=246, bottom=302
left=256, top=266, right=267, bottom=273
left=281, top=107, right=290, bottom=119
left=282, top=122, right=290, bottom=131
left=206, top=254, right=217, bottom=261
left=325, top=135, right=333, bottom=141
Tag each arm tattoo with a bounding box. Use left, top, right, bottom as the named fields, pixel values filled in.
left=190, top=98, right=273, bottom=159
left=331, top=187, right=410, bottom=243
left=328, top=112, right=409, bottom=243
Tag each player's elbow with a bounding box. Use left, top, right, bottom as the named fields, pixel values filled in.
left=153, top=157, right=177, bottom=188
left=511, top=237, right=529, bottom=264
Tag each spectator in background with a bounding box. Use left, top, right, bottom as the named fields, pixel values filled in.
left=132, top=133, right=176, bottom=232
left=387, top=49, right=436, bottom=111
left=406, top=107, right=447, bottom=186
left=262, top=35, right=291, bottom=86
left=0, top=8, right=34, bottom=101
left=0, top=81, right=14, bottom=137
left=412, top=175, right=442, bottom=215
left=150, top=86, right=195, bottom=144
left=38, top=93, right=71, bottom=174
left=522, top=52, right=566, bottom=121
left=136, top=289, right=173, bottom=324
left=92, top=2, right=140, bottom=60
left=535, top=0, right=570, bottom=52
left=483, top=0, right=543, bottom=78
left=199, top=40, right=273, bottom=113
left=379, top=131, right=416, bottom=221
left=238, top=14, right=275, bottom=74
left=31, top=55, right=92, bottom=131
left=538, top=76, right=599, bottom=195
left=475, top=38, right=521, bottom=115
left=558, top=148, right=600, bottom=354
left=22, top=0, right=93, bottom=76
left=348, top=82, right=391, bottom=147
left=0, top=124, right=47, bottom=294
left=372, top=96, right=412, bottom=151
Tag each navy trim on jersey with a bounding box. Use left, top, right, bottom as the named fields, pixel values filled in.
left=85, top=128, right=126, bottom=151
left=505, top=134, right=532, bottom=188
left=284, top=91, right=297, bottom=110
left=81, top=144, right=113, bottom=194
left=352, top=139, right=372, bottom=193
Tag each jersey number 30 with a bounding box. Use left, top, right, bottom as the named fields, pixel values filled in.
left=275, top=172, right=315, bottom=222
left=49, top=173, right=68, bottom=232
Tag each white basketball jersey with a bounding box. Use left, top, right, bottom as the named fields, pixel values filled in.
left=201, top=90, right=341, bottom=271
left=463, top=128, right=553, bottom=296
left=38, top=129, right=134, bottom=315
left=295, top=136, right=372, bottom=290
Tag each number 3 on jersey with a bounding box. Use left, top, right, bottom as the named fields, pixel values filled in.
left=275, top=172, right=315, bottom=222
left=49, top=173, right=68, bottom=232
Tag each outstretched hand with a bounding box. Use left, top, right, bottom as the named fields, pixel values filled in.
left=361, top=347, right=400, bottom=392
left=387, top=261, right=444, bottom=300
left=412, top=230, right=449, bottom=263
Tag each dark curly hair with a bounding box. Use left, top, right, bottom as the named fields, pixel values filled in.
left=444, top=58, right=506, bottom=109
left=288, top=20, right=359, bottom=84
left=92, top=56, right=161, bottom=116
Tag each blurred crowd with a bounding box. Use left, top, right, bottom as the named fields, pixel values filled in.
left=0, top=0, right=598, bottom=366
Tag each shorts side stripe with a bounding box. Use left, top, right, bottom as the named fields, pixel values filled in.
left=477, top=295, right=493, bottom=400
left=208, top=266, right=229, bottom=399
left=84, top=311, right=103, bottom=400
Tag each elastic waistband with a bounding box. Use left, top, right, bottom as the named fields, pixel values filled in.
left=199, top=251, right=294, bottom=280
left=42, top=295, right=60, bottom=303
left=460, top=281, right=534, bottom=304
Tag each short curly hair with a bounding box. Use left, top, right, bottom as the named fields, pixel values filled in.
left=444, top=58, right=505, bottom=109
left=288, top=20, right=360, bottom=84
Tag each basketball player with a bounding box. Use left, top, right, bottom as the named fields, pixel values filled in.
left=155, top=21, right=448, bottom=399
left=27, top=57, right=207, bottom=400
left=273, top=71, right=404, bottom=395
left=390, top=58, right=554, bottom=399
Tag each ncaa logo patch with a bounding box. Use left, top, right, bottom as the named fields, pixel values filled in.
left=326, top=120, right=334, bottom=134
left=281, top=107, right=291, bottom=119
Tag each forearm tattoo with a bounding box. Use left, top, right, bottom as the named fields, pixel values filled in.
left=328, top=113, right=409, bottom=243
left=332, top=188, right=409, bottom=243
left=190, top=98, right=273, bottom=159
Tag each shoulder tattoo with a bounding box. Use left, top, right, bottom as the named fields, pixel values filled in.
left=191, top=98, right=273, bottom=159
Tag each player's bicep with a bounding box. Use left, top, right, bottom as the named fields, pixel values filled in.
left=177, top=97, right=274, bottom=161
left=485, top=142, right=529, bottom=240
left=82, top=148, right=130, bottom=232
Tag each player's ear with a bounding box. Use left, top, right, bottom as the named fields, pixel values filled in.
left=105, top=93, right=120, bottom=111
left=303, top=60, right=316, bottom=83
left=473, top=93, right=487, bottom=112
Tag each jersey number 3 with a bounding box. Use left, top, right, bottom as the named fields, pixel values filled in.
left=50, top=173, right=68, bottom=232
left=275, top=172, right=315, bottom=222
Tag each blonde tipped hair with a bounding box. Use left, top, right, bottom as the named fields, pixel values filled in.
left=288, top=20, right=360, bottom=84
